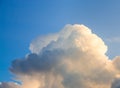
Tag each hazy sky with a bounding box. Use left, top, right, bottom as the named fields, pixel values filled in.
left=0, top=0, right=120, bottom=83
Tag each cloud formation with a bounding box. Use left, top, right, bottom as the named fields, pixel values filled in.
left=1, top=24, right=120, bottom=88
left=106, top=37, right=120, bottom=43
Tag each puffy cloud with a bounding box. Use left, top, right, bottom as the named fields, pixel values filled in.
left=29, top=34, right=59, bottom=54
left=1, top=24, right=120, bottom=88
left=113, top=56, right=120, bottom=71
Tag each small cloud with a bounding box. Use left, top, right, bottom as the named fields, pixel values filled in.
left=106, top=37, right=120, bottom=43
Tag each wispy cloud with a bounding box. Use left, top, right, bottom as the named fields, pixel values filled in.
left=106, top=37, right=120, bottom=43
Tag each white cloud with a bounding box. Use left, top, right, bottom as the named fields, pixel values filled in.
left=1, top=24, right=120, bottom=88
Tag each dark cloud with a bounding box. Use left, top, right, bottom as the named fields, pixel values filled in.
left=111, top=78, right=120, bottom=88
left=0, top=82, right=20, bottom=88
left=10, top=48, right=65, bottom=75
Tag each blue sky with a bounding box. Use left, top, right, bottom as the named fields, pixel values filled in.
left=0, top=0, right=120, bottom=82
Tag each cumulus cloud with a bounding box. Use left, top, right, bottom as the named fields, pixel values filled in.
left=1, top=24, right=120, bottom=88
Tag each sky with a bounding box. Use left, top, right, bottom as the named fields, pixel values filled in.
left=0, top=0, right=120, bottom=86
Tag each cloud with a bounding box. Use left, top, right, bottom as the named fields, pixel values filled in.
left=1, top=24, right=120, bottom=88
left=0, top=82, right=20, bottom=88
left=106, top=37, right=120, bottom=43
left=111, top=77, right=120, bottom=88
